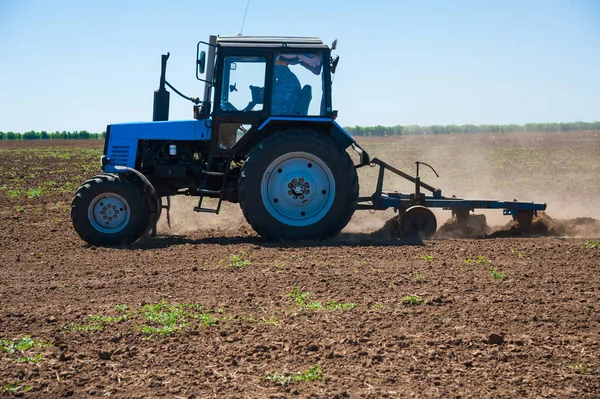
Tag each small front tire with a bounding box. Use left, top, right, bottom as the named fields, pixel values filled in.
left=71, top=174, right=150, bottom=245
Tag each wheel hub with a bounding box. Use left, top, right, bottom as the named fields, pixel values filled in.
left=287, top=177, right=310, bottom=198
left=88, top=193, right=130, bottom=234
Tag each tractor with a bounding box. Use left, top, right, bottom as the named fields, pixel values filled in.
left=71, top=35, right=546, bottom=245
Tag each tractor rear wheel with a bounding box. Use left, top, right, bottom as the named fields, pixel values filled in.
left=71, top=174, right=150, bottom=245
left=238, top=130, right=358, bottom=240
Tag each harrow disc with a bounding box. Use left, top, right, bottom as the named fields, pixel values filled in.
left=400, top=205, right=437, bottom=240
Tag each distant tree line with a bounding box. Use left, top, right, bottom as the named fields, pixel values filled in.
left=0, top=131, right=105, bottom=140
left=344, top=121, right=600, bottom=136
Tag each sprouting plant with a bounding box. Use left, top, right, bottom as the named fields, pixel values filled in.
left=114, top=304, right=129, bottom=312
left=288, top=286, right=311, bottom=307
left=260, top=316, right=279, bottom=326
left=266, top=364, right=323, bottom=385
left=242, top=315, right=279, bottom=325
left=419, top=255, right=433, bottom=261
left=195, top=313, right=217, bottom=327
left=7, top=189, right=24, bottom=199
left=140, top=300, right=218, bottom=338
left=568, top=363, right=591, bottom=374
left=63, top=322, right=104, bottom=332
left=582, top=241, right=599, bottom=249
left=402, top=295, right=423, bottom=306
left=0, top=336, right=49, bottom=353
left=228, top=254, right=251, bottom=268
left=287, top=286, right=355, bottom=311
left=371, top=303, right=389, bottom=310
left=464, top=255, right=492, bottom=265
left=87, top=314, right=129, bottom=323
left=2, top=382, right=33, bottom=393
left=510, top=248, right=526, bottom=258
left=490, top=266, right=507, bottom=280
left=26, top=187, right=45, bottom=198
left=413, top=271, right=425, bottom=281
left=16, top=353, right=43, bottom=363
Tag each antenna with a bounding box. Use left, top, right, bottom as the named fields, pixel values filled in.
left=239, top=0, right=251, bottom=35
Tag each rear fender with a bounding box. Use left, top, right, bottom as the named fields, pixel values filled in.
left=256, top=117, right=356, bottom=149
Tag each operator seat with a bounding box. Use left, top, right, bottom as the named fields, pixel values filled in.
left=293, top=85, right=312, bottom=115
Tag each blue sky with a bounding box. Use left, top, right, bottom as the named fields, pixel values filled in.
left=1, top=0, right=599, bottom=133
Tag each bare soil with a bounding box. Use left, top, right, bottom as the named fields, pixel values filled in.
left=1, top=135, right=599, bottom=398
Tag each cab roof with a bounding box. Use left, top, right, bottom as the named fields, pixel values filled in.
left=216, top=36, right=329, bottom=49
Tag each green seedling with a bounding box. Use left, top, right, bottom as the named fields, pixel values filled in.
left=0, top=336, right=49, bottom=353
left=419, top=255, right=433, bottom=261
left=465, top=255, right=493, bottom=265
left=3, top=383, right=33, bottom=393
left=16, top=354, right=43, bottom=363
left=7, top=189, right=24, bottom=199
left=371, top=303, right=389, bottom=310
left=266, top=364, right=323, bottom=385
left=63, top=322, right=103, bottom=332
left=228, top=254, right=251, bottom=268
left=140, top=300, right=217, bottom=338
left=260, top=316, right=279, bottom=325
left=287, top=286, right=355, bottom=311
left=490, top=266, right=507, bottom=280
left=582, top=241, right=599, bottom=249
left=26, top=187, right=45, bottom=198
left=402, top=295, right=423, bottom=306
left=114, top=304, right=129, bottom=312
left=241, top=315, right=278, bottom=325
left=510, top=248, right=526, bottom=258
left=413, top=271, right=425, bottom=281
left=568, top=363, right=591, bottom=374
left=88, top=314, right=129, bottom=323
left=288, top=285, right=311, bottom=307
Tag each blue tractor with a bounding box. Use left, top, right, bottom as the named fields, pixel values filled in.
left=71, top=35, right=546, bottom=245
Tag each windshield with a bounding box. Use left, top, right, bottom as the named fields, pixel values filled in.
left=220, top=56, right=266, bottom=112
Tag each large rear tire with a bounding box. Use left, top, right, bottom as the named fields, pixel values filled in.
left=238, top=130, right=358, bottom=240
left=71, top=174, right=150, bottom=245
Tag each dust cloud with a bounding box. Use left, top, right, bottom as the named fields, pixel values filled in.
left=155, top=132, right=599, bottom=241
left=156, top=196, right=251, bottom=236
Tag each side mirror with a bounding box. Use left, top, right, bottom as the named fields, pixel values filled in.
left=197, top=51, right=206, bottom=75
left=331, top=39, right=338, bottom=50
left=331, top=55, right=340, bottom=73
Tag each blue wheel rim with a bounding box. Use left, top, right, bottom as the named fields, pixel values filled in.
left=261, top=152, right=335, bottom=227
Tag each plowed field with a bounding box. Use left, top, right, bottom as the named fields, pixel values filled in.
left=1, top=133, right=599, bottom=398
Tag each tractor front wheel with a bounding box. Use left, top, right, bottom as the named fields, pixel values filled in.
left=238, top=130, right=358, bottom=240
left=71, top=174, right=150, bottom=245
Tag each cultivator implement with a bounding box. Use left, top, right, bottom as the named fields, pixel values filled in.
left=356, top=157, right=546, bottom=239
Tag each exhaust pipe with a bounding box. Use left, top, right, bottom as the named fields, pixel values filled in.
left=153, top=53, right=170, bottom=121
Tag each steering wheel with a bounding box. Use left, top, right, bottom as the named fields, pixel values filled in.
left=242, top=86, right=265, bottom=112
left=221, top=101, right=238, bottom=112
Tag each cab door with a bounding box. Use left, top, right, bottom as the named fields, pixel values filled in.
left=211, top=51, right=273, bottom=157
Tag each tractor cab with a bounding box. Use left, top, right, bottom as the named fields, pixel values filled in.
left=196, top=36, right=336, bottom=157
